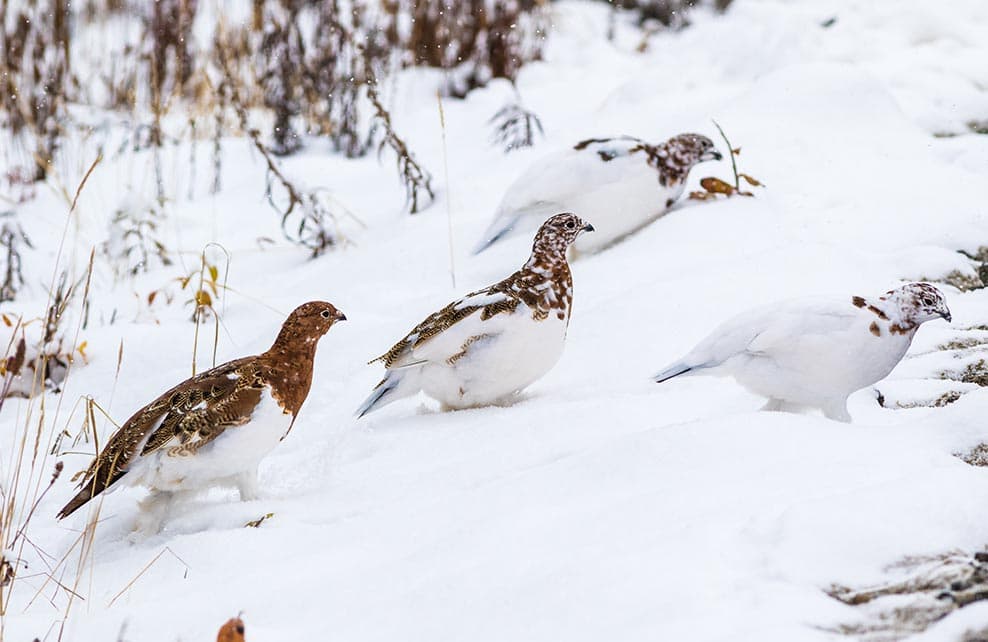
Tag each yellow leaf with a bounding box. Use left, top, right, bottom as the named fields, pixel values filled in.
left=195, top=290, right=213, bottom=307
left=739, top=173, right=763, bottom=187
left=1, top=314, right=11, bottom=327
left=700, top=177, right=736, bottom=195
left=208, top=265, right=219, bottom=282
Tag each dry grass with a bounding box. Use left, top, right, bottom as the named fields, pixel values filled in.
left=940, top=359, right=988, bottom=387
left=826, top=550, right=988, bottom=639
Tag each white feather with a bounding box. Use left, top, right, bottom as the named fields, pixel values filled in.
left=124, top=389, right=292, bottom=494
left=475, top=139, right=683, bottom=255
left=654, top=294, right=941, bottom=422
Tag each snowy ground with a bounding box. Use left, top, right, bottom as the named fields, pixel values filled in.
left=4, top=0, right=988, bottom=640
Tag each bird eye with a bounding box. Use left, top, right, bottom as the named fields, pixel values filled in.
left=566, top=221, right=575, bottom=229
left=320, top=310, right=332, bottom=318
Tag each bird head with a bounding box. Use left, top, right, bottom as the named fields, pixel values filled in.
left=531, top=213, right=594, bottom=257
left=281, top=301, right=347, bottom=342
left=669, top=133, right=722, bottom=163
left=886, top=283, right=951, bottom=325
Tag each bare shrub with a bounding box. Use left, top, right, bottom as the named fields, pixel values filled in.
left=490, top=101, right=544, bottom=152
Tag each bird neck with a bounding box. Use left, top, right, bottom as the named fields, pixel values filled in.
left=651, top=140, right=699, bottom=188
left=524, top=238, right=570, bottom=271
left=854, top=295, right=917, bottom=336
left=514, top=251, right=573, bottom=321
left=260, top=333, right=320, bottom=416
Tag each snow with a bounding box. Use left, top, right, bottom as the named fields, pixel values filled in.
left=4, top=0, right=988, bottom=640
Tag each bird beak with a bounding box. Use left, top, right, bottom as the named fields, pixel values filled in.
left=582, top=223, right=595, bottom=232
left=941, top=311, right=952, bottom=323
left=336, top=311, right=347, bottom=321
left=703, top=149, right=723, bottom=162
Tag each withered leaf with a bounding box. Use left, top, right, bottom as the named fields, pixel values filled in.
left=217, top=617, right=246, bottom=642
left=244, top=512, right=274, bottom=528
left=195, top=290, right=213, bottom=307
left=700, top=177, right=736, bottom=195
left=739, top=173, right=763, bottom=187
left=6, top=337, right=26, bottom=377
left=732, top=147, right=741, bottom=156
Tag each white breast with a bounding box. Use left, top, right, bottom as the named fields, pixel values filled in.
left=124, top=389, right=293, bottom=493
left=418, top=307, right=569, bottom=409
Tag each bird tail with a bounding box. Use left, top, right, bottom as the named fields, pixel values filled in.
left=57, top=477, right=107, bottom=520
left=472, top=213, right=522, bottom=255
left=57, top=456, right=126, bottom=520
left=653, top=361, right=695, bottom=384
left=58, top=487, right=95, bottom=520
left=355, top=368, right=421, bottom=418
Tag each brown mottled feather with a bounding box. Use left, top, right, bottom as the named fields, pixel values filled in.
left=57, top=359, right=266, bottom=519
left=372, top=216, right=577, bottom=369
left=573, top=133, right=717, bottom=188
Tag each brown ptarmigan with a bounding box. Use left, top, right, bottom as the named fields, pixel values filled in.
left=57, top=301, right=346, bottom=534
left=473, top=133, right=721, bottom=255
left=357, top=213, right=593, bottom=417
left=653, top=283, right=952, bottom=422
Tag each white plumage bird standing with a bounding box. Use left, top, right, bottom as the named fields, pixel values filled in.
left=473, top=133, right=721, bottom=255
left=357, top=213, right=594, bottom=417
left=653, top=283, right=952, bottom=422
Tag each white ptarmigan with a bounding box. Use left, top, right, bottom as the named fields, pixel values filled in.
left=57, top=301, right=346, bottom=534
left=357, top=213, right=593, bottom=417
left=473, top=133, right=721, bottom=256
left=652, top=283, right=952, bottom=422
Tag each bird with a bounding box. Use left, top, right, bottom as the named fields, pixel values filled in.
left=652, top=283, right=952, bottom=422
left=57, top=301, right=346, bottom=535
left=357, top=213, right=593, bottom=417
left=473, top=133, right=721, bottom=256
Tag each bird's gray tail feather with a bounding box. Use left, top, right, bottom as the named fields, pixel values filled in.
left=355, top=369, right=419, bottom=418
left=653, top=362, right=694, bottom=383
left=472, top=214, right=522, bottom=255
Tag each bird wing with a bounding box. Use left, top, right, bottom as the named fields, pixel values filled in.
left=372, top=288, right=520, bottom=368
left=680, top=299, right=858, bottom=369
left=475, top=139, right=653, bottom=252
left=58, top=357, right=265, bottom=519
left=744, top=300, right=859, bottom=358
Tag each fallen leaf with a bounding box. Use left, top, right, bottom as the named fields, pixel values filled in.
left=245, top=513, right=274, bottom=528
left=739, top=173, right=764, bottom=187
left=700, top=177, right=736, bottom=195
left=217, top=617, right=246, bottom=642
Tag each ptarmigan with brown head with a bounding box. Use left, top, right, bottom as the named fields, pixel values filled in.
left=57, top=301, right=346, bottom=535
